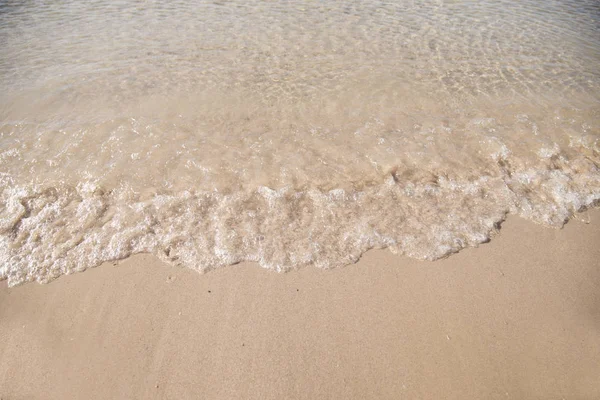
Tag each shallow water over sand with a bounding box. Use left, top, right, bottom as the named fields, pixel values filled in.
left=1, top=0, right=599, bottom=285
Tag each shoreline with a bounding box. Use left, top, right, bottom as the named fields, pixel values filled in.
left=1, top=210, right=599, bottom=399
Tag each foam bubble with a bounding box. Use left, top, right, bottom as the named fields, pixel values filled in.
left=1, top=149, right=598, bottom=286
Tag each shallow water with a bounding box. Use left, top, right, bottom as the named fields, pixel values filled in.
left=1, top=0, right=599, bottom=285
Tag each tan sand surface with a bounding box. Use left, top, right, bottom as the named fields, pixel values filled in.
left=1, top=210, right=599, bottom=400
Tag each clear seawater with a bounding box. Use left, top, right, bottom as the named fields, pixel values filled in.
left=1, top=0, right=599, bottom=285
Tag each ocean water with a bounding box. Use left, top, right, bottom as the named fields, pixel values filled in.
left=1, top=0, right=599, bottom=286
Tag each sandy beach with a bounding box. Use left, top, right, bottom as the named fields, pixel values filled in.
left=2, top=1, right=599, bottom=399
left=1, top=210, right=598, bottom=400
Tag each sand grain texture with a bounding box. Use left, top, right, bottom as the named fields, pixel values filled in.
left=1, top=211, right=599, bottom=400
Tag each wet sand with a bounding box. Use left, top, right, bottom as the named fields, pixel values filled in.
left=1, top=210, right=599, bottom=400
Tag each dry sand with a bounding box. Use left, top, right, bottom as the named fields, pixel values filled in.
left=1, top=210, right=599, bottom=400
